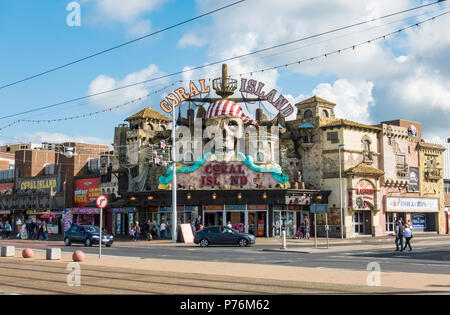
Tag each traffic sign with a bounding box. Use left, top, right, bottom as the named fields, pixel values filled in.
left=96, top=195, right=108, bottom=209
left=310, top=204, right=329, bottom=213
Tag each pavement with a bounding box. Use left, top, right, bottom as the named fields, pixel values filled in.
left=0, top=232, right=445, bottom=253
left=0, top=246, right=448, bottom=294
left=0, top=234, right=449, bottom=294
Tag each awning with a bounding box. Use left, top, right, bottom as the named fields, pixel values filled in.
left=297, top=122, right=315, bottom=129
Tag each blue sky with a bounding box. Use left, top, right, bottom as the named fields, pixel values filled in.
left=0, top=0, right=449, bottom=146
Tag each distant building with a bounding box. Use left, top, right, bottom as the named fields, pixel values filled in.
left=0, top=142, right=110, bottom=235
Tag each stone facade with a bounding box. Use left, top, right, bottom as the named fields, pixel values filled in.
left=417, top=142, right=446, bottom=233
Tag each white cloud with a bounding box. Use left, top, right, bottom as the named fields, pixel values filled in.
left=87, top=0, right=168, bottom=36
left=191, top=0, right=450, bottom=137
left=424, top=135, right=446, bottom=145
left=126, top=19, right=152, bottom=38
left=88, top=64, right=167, bottom=109
left=391, top=67, right=450, bottom=111
left=313, top=79, right=375, bottom=124
left=178, top=33, right=208, bottom=48
left=96, top=0, right=167, bottom=22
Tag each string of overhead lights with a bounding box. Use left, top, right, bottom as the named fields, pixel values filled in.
left=230, top=10, right=450, bottom=77
left=0, top=81, right=183, bottom=132
left=0, top=10, right=448, bottom=135
left=1, top=1, right=447, bottom=121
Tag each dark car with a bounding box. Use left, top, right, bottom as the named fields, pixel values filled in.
left=64, top=225, right=114, bottom=247
left=194, top=226, right=256, bottom=247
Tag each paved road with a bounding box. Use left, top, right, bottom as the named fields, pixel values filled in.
left=0, top=258, right=401, bottom=295
left=55, top=241, right=450, bottom=275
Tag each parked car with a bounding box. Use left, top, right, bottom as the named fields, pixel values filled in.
left=64, top=225, right=114, bottom=247
left=194, top=225, right=256, bottom=247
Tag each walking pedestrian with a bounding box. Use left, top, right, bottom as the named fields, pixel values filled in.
left=395, top=220, right=405, bottom=252
left=151, top=220, right=158, bottom=240
left=134, top=221, right=141, bottom=241
left=4, top=221, right=12, bottom=239
left=30, top=220, right=36, bottom=240
left=227, top=221, right=232, bottom=229
left=304, top=218, right=310, bottom=240
left=42, top=221, right=48, bottom=241
left=0, top=221, right=3, bottom=239
left=146, top=220, right=153, bottom=241
left=194, top=216, right=202, bottom=232
left=129, top=224, right=135, bottom=240
left=160, top=221, right=167, bottom=239
left=38, top=221, right=43, bottom=240
left=403, top=224, right=413, bottom=251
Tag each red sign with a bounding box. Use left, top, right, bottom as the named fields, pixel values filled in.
left=177, top=161, right=280, bottom=189
left=74, top=178, right=100, bottom=208
left=0, top=183, right=14, bottom=194
left=96, top=195, right=108, bottom=209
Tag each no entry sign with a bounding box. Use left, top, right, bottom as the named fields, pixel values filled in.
left=96, top=195, right=108, bottom=209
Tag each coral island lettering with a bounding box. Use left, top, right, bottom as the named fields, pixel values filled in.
left=239, top=78, right=294, bottom=117
left=159, top=78, right=295, bottom=117
left=160, top=80, right=210, bottom=113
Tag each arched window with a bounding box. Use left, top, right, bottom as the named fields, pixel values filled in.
left=321, top=109, right=329, bottom=118
left=304, top=110, right=313, bottom=119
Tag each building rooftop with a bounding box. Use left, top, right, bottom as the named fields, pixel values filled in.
left=345, top=163, right=385, bottom=176
left=321, top=119, right=382, bottom=132
left=295, top=95, right=336, bottom=107
left=125, top=107, right=171, bottom=122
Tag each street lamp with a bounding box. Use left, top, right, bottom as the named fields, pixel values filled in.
left=338, top=144, right=345, bottom=239
left=171, top=104, right=177, bottom=243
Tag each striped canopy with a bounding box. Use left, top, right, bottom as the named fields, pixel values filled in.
left=206, top=100, right=259, bottom=127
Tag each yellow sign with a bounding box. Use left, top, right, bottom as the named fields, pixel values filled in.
left=19, top=179, right=57, bottom=191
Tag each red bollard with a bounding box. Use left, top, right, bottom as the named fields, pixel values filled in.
left=72, top=250, right=85, bottom=262
left=22, top=248, right=34, bottom=258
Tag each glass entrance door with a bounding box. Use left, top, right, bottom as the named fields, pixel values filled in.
left=386, top=213, right=395, bottom=234
left=273, top=211, right=295, bottom=237
left=354, top=212, right=364, bottom=234
left=248, top=211, right=267, bottom=237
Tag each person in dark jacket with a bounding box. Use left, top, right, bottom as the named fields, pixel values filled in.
left=395, top=220, right=405, bottom=252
